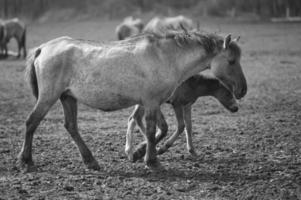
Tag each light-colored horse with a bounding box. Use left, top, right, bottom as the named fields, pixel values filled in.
left=1, top=18, right=26, bottom=58
left=115, top=16, right=144, bottom=40
left=125, top=73, right=238, bottom=162
left=143, top=15, right=195, bottom=35
left=18, top=30, right=246, bottom=171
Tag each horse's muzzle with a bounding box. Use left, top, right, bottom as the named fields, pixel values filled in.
left=228, top=104, right=239, bottom=113
left=235, top=79, right=247, bottom=99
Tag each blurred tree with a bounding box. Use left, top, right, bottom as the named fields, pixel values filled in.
left=0, top=0, right=300, bottom=20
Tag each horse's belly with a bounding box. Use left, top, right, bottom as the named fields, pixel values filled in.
left=70, top=86, right=139, bottom=111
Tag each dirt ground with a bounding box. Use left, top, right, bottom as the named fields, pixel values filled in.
left=0, top=18, right=300, bottom=200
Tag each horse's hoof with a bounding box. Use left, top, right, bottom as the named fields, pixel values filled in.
left=145, top=160, right=165, bottom=172
left=126, top=153, right=134, bottom=162
left=156, top=147, right=166, bottom=155
left=16, top=158, right=36, bottom=173
left=86, top=160, right=101, bottom=171
left=125, top=149, right=134, bottom=162
left=132, top=142, right=147, bottom=163
left=188, top=149, right=198, bottom=157
left=132, top=150, right=143, bottom=163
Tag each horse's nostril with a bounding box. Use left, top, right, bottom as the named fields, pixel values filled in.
left=241, top=87, right=247, bottom=98
left=230, top=105, right=238, bottom=113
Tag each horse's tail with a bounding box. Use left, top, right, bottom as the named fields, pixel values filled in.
left=25, top=48, right=41, bottom=99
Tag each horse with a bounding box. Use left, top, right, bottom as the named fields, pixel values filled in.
left=18, top=30, right=247, bottom=172
left=115, top=16, right=144, bottom=40
left=125, top=73, right=239, bottom=162
left=143, top=15, right=195, bottom=35
left=1, top=18, right=26, bottom=58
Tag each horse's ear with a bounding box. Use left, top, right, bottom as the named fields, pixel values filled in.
left=223, top=34, right=231, bottom=49
left=180, top=23, right=188, bottom=34
left=234, top=36, right=240, bottom=42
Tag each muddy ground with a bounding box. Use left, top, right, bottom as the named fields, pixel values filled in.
left=0, top=19, right=300, bottom=200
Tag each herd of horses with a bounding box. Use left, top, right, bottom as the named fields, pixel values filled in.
left=6, top=15, right=247, bottom=172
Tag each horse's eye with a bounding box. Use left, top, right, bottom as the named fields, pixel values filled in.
left=228, top=60, right=235, bottom=65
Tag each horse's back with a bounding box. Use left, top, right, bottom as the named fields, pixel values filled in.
left=4, top=18, right=25, bottom=39
left=35, top=36, right=164, bottom=110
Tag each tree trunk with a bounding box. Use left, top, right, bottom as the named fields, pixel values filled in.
left=4, top=0, right=8, bottom=18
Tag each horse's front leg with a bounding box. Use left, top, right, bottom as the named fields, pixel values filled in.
left=144, top=107, right=162, bottom=169
left=132, top=109, right=168, bottom=162
left=125, top=105, right=145, bottom=161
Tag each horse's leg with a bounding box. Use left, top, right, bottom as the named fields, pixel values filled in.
left=125, top=113, right=137, bottom=161
left=157, top=105, right=185, bottom=155
left=22, top=32, right=27, bottom=58
left=17, top=99, right=57, bottom=171
left=183, top=104, right=196, bottom=156
left=125, top=105, right=145, bottom=161
left=155, top=110, right=168, bottom=143
left=132, top=109, right=168, bottom=161
left=17, top=40, right=21, bottom=58
left=60, top=94, right=100, bottom=170
left=144, top=106, right=162, bottom=169
left=4, top=43, right=8, bottom=57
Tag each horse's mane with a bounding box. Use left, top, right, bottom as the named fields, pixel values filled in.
left=124, top=30, right=229, bottom=54
left=76, top=30, right=241, bottom=57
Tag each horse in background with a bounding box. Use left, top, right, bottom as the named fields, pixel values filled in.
left=143, top=15, right=196, bottom=35
left=1, top=18, right=26, bottom=58
left=115, top=16, right=144, bottom=40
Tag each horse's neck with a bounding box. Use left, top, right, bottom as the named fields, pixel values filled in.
left=174, top=46, right=216, bottom=85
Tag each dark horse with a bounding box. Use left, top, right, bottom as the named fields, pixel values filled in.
left=115, top=16, right=144, bottom=40
left=125, top=73, right=239, bottom=161
left=0, top=18, right=26, bottom=58
left=18, top=30, right=247, bottom=172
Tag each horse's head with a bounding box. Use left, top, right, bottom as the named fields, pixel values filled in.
left=210, top=35, right=247, bottom=99
left=213, top=82, right=239, bottom=113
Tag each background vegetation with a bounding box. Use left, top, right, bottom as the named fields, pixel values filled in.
left=1, top=0, right=301, bottom=21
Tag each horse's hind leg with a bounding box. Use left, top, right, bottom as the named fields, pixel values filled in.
left=60, top=94, right=100, bottom=170
left=18, top=99, right=56, bottom=171
left=3, top=43, right=8, bottom=57
left=183, top=105, right=197, bottom=156
left=17, top=39, right=25, bottom=58
left=22, top=33, right=27, bottom=58
left=17, top=41, right=21, bottom=58
left=157, top=105, right=185, bottom=155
